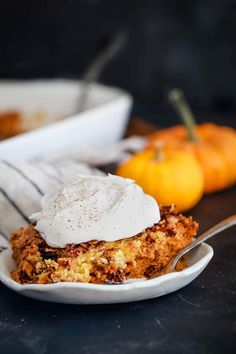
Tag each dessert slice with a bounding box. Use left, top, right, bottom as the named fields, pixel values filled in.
left=10, top=205, right=197, bottom=284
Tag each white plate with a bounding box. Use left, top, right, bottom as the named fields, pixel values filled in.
left=0, top=244, right=213, bottom=304
left=0, top=80, right=132, bottom=160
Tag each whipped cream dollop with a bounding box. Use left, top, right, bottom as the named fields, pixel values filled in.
left=31, top=174, right=160, bottom=248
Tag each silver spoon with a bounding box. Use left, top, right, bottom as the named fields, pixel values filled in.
left=168, top=214, right=236, bottom=271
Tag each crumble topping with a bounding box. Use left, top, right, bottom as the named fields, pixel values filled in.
left=10, top=205, right=198, bottom=284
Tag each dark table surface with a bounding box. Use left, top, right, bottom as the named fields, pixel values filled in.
left=0, top=111, right=236, bottom=354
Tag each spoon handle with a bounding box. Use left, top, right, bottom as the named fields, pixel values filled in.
left=76, top=31, right=126, bottom=113
left=170, top=214, right=236, bottom=269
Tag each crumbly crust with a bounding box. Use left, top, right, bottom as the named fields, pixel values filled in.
left=10, top=205, right=198, bottom=284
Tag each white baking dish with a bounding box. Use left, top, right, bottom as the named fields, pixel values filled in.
left=0, top=80, right=132, bottom=160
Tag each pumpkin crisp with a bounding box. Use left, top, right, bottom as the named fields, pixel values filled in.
left=10, top=206, right=198, bottom=284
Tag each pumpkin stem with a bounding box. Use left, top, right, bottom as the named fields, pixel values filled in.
left=168, top=89, right=198, bottom=142
left=154, top=141, right=165, bottom=161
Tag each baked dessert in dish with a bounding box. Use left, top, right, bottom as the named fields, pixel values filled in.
left=0, top=110, right=52, bottom=140
left=10, top=175, right=198, bottom=284
left=0, top=111, right=25, bottom=140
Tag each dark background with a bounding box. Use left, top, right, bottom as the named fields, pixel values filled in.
left=0, top=3, right=236, bottom=353
left=0, top=0, right=236, bottom=121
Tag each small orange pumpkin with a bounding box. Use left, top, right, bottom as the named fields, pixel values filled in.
left=148, top=123, right=236, bottom=194
left=116, top=147, right=204, bottom=212
left=148, top=90, right=236, bottom=193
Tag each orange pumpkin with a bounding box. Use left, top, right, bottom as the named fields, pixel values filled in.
left=117, top=147, right=204, bottom=211
left=148, top=123, right=236, bottom=193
